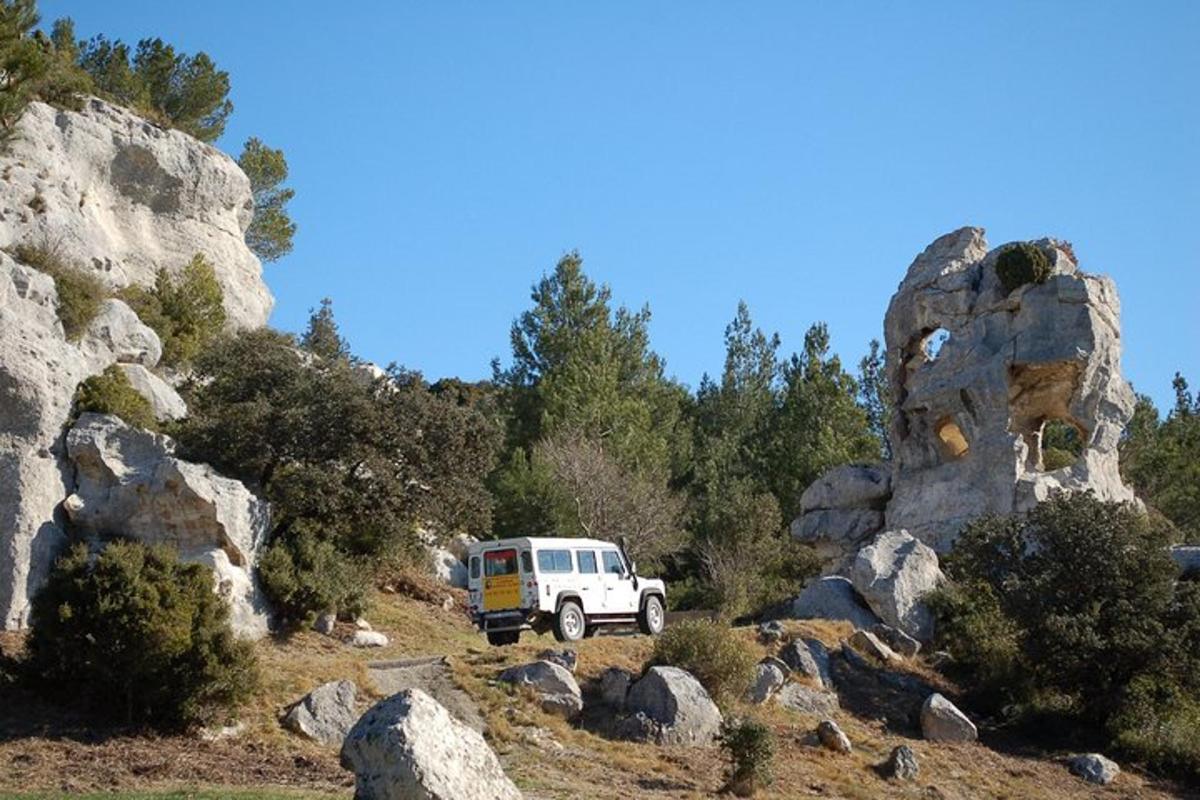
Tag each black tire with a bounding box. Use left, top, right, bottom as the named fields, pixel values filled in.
left=638, top=595, right=665, bottom=636
left=583, top=625, right=598, bottom=639
left=486, top=630, right=520, bottom=646
left=553, top=600, right=586, bottom=643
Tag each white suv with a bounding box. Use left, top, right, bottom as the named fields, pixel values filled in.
left=466, top=536, right=667, bottom=646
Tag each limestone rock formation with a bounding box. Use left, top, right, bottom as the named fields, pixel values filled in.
left=791, top=464, right=890, bottom=564
left=340, top=688, right=523, bottom=800
left=789, top=576, right=881, bottom=629
left=63, top=413, right=270, bottom=638
left=849, top=529, right=943, bottom=641
left=794, top=227, right=1137, bottom=560
left=498, top=660, right=583, bottom=719
left=0, top=255, right=160, bottom=628
left=283, top=680, right=359, bottom=747
left=118, top=364, right=187, bottom=422
left=1, top=98, right=272, bottom=329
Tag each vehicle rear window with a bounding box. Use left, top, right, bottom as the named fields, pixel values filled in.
left=469, top=556, right=480, bottom=580
left=577, top=550, right=597, bottom=574
left=602, top=550, right=624, bottom=575
left=520, top=551, right=533, bottom=574
left=537, top=549, right=573, bottom=573
left=484, top=549, right=518, bottom=577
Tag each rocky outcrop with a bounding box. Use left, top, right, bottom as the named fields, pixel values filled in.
left=117, top=364, right=187, bottom=421
left=283, top=680, right=358, bottom=747
left=1, top=98, right=272, bottom=329
left=793, top=228, right=1137, bottom=560
left=340, top=688, right=522, bottom=800
left=622, top=666, right=723, bottom=746
left=849, top=530, right=943, bottom=641
left=63, top=413, right=270, bottom=638
left=0, top=255, right=161, bottom=628
left=499, top=660, right=583, bottom=719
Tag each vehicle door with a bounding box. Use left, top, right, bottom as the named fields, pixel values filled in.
left=600, top=549, right=638, bottom=614
left=482, top=548, right=520, bottom=611
left=574, top=549, right=602, bottom=613
left=536, top=548, right=575, bottom=609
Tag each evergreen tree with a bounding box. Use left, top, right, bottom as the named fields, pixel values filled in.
left=1122, top=375, right=1200, bottom=540
left=238, top=137, right=297, bottom=262
left=301, top=297, right=349, bottom=361
left=857, top=338, right=891, bottom=461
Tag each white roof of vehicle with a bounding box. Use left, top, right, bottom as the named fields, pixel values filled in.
left=467, top=536, right=623, bottom=554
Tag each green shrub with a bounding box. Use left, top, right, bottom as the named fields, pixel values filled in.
left=74, top=364, right=157, bottom=431
left=256, top=528, right=368, bottom=627
left=25, top=540, right=257, bottom=729
left=1109, top=673, right=1200, bottom=777
left=995, top=242, right=1052, bottom=294
left=648, top=619, right=755, bottom=707
left=11, top=242, right=106, bottom=340
left=719, top=717, right=775, bottom=796
left=934, top=492, right=1200, bottom=779
left=121, top=254, right=226, bottom=367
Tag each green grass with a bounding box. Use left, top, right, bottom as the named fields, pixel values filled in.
left=0, top=790, right=346, bottom=800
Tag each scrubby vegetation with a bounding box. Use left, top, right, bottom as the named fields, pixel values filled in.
left=929, top=492, right=1200, bottom=779
left=647, top=618, right=755, bottom=707
left=120, top=254, right=226, bottom=368
left=9, top=241, right=106, bottom=340
left=995, top=241, right=1053, bottom=294
left=74, top=365, right=157, bottom=431
left=25, top=541, right=257, bottom=729
left=174, top=306, right=499, bottom=627
left=719, top=717, right=776, bottom=797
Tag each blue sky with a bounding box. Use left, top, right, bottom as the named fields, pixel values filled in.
left=43, top=1, right=1199, bottom=410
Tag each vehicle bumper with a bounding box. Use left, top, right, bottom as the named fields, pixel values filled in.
left=473, top=609, right=542, bottom=633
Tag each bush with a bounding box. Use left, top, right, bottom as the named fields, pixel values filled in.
left=11, top=242, right=106, bottom=340
left=121, top=254, right=226, bottom=367
left=719, top=717, right=775, bottom=797
left=74, top=364, right=157, bottom=431
left=995, top=242, right=1052, bottom=294
left=648, top=619, right=755, bottom=707
left=933, top=492, right=1200, bottom=778
left=257, top=528, right=368, bottom=627
left=25, top=540, right=257, bottom=729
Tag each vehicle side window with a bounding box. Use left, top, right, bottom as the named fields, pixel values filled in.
left=520, top=551, right=533, bottom=574
left=469, top=556, right=480, bottom=580
left=577, top=550, right=597, bottom=574
left=484, top=549, right=518, bottom=577
left=602, top=550, right=624, bottom=575
left=537, top=549, right=573, bottom=573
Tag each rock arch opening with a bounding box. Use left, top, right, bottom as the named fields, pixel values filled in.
left=934, top=416, right=970, bottom=461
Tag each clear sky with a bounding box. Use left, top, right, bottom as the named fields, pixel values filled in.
left=42, top=1, right=1199, bottom=410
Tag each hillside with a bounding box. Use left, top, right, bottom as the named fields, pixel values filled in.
left=0, top=584, right=1191, bottom=799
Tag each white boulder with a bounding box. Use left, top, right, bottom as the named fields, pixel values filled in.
left=850, top=530, right=943, bottom=641
left=117, top=363, right=187, bottom=421
left=623, top=666, right=723, bottom=746
left=283, top=680, right=358, bottom=747
left=499, top=660, right=583, bottom=719
left=920, top=693, right=977, bottom=742
left=788, top=576, right=881, bottom=630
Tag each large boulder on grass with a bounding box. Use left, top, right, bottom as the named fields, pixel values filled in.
left=340, top=688, right=522, bottom=800
left=920, top=693, right=977, bottom=742
left=499, top=660, right=583, bottom=719
left=623, top=666, right=723, bottom=746
left=850, top=530, right=943, bottom=641
left=283, top=680, right=358, bottom=746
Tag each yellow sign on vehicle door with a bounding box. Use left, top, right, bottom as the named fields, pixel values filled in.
left=483, top=548, right=521, bottom=611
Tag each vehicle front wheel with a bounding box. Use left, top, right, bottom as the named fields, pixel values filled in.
left=638, top=595, right=665, bottom=636
left=553, top=600, right=586, bottom=642
left=486, top=630, right=520, bottom=646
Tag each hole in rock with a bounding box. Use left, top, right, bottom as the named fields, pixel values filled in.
left=934, top=416, right=970, bottom=461
left=923, top=328, right=950, bottom=361
left=1038, top=418, right=1085, bottom=471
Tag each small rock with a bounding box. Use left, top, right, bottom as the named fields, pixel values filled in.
left=313, top=613, right=336, bottom=636
left=816, top=719, right=852, bottom=753
left=780, top=640, right=831, bottom=689
left=441, top=595, right=455, bottom=611
left=920, top=693, right=977, bottom=742
left=747, top=661, right=786, bottom=704
left=758, top=620, right=785, bottom=643
left=884, top=744, right=919, bottom=780
left=355, top=618, right=373, bottom=631
left=198, top=721, right=245, bottom=741
left=1067, top=753, right=1120, bottom=785
left=600, top=667, right=633, bottom=709
left=351, top=630, right=389, bottom=648
left=872, top=623, right=921, bottom=657
left=849, top=629, right=901, bottom=663
left=283, top=680, right=358, bottom=747
left=775, top=683, right=839, bottom=716
left=499, top=660, right=583, bottom=719
left=536, top=648, right=578, bottom=673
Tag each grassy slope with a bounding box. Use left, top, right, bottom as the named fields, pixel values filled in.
left=0, top=585, right=1192, bottom=799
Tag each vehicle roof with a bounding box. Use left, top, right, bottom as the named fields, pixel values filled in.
left=467, top=536, right=622, bottom=553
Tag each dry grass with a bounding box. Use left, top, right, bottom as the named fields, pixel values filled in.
left=0, top=591, right=1195, bottom=798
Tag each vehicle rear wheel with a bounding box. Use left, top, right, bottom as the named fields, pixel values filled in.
left=486, top=630, right=520, bottom=646
left=553, top=600, right=586, bottom=642
left=638, top=595, right=665, bottom=636
left=583, top=625, right=598, bottom=639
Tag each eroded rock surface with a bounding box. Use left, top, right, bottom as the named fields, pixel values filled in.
left=849, top=529, right=943, bottom=641
left=1, top=99, right=272, bottom=329
left=283, top=679, right=358, bottom=747
left=622, top=666, right=723, bottom=746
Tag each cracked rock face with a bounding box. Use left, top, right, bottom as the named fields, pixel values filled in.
left=0, top=98, right=272, bottom=329
left=794, top=227, right=1137, bottom=558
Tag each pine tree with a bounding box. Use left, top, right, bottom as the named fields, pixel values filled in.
left=301, top=298, right=349, bottom=361
left=238, top=137, right=297, bottom=262
left=857, top=338, right=891, bottom=461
